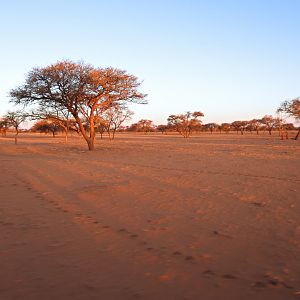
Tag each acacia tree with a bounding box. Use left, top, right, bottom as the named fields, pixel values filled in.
left=32, top=119, right=64, bottom=137
left=231, top=121, right=242, bottom=134
left=220, top=123, right=231, bottom=133
left=203, top=123, right=219, bottom=134
left=277, top=98, right=300, bottom=140
left=0, top=118, right=9, bottom=136
left=249, top=119, right=262, bottom=135
left=29, top=106, right=74, bottom=143
left=157, top=124, right=168, bottom=134
left=135, top=119, right=154, bottom=134
left=101, top=104, right=133, bottom=139
left=95, top=118, right=108, bottom=139
left=231, top=121, right=249, bottom=135
left=261, top=115, right=278, bottom=135
left=5, top=111, right=26, bottom=144
left=10, top=60, right=146, bottom=150
left=167, top=111, right=204, bottom=138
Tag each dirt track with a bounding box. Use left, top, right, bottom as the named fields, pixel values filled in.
left=0, top=133, right=299, bottom=300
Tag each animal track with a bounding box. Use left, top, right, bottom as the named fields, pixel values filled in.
left=223, top=274, right=238, bottom=279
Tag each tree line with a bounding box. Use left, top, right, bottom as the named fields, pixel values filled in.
left=125, top=114, right=298, bottom=139
left=0, top=60, right=299, bottom=148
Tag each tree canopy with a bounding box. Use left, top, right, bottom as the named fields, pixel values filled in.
left=167, top=111, right=204, bottom=138
left=4, top=111, right=26, bottom=144
left=10, top=60, right=147, bottom=150
left=277, top=98, right=300, bottom=140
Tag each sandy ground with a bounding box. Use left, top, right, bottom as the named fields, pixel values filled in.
left=0, top=132, right=299, bottom=300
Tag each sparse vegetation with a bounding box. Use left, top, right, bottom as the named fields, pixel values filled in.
left=167, top=111, right=204, bottom=138
left=0, top=63, right=298, bottom=143
left=4, top=111, right=26, bottom=144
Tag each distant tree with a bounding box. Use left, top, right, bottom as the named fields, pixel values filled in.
left=95, top=118, right=108, bottom=139
left=5, top=111, right=27, bottom=144
left=277, top=98, right=300, bottom=140
left=126, top=123, right=139, bottom=132
left=261, top=115, right=278, bottom=135
left=101, top=104, right=133, bottom=139
left=249, top=119, right=262, bottom=135
left=157, top=124, right=168, bottom=134
left=240, top=121, right=249, bottom=135
left=231, top=121, right=241, bottom=134
left=135, top=119, right=154, bottom=134
left=0, top=118, right=9, bottom=137
left=190, top=118, right=202, bottom=133
left=10, top=60, right=146, bottom=150
left=231, top=121, right=247, bottom=135
left=31, top=119, right=63, bottom=137
left=29, top=106, right=74, bottom=143
left=167, top=111, right=204, bottom=138
left=203, top=123, right=219, bottom=134
left=274, top=116, right=290, bottom=140
left=283, top=123, right=295, bottom=130
left=217, top=124, right=222, bottom=133
left=220, top=123, right=231, bottom=133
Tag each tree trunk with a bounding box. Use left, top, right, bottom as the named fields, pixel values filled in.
left=15, top=129, right=19, bottom=144
left=64, top=127, right=68, bottom=143
left=74, top=114, right=95, bottom=151
left=295, top=128, right=300, bottom=140
left=86, top=138, right=95, bottom=150
left=88, top=121, right=96, bottom=150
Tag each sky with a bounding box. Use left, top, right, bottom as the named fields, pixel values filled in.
left=0, top=0, right=299, bottom=125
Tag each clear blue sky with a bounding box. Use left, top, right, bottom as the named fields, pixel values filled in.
left=0, top=0, right=299, bottom=124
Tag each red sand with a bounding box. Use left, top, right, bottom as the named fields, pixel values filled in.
left=0, top=133, right=299, bottom=299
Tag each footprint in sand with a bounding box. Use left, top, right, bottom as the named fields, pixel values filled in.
left=213, top=230, right=232, bottom=238
left=185, top=255, right=195, bottom=261
left=202, top=270, right=216, bottom=277
left=130, top=234, right=138, bottom=238
left=251, top=202, right=265, bottom=207
left=222, top=274, right=238, bottom=279
left=253, top=281, right=267, bottom=288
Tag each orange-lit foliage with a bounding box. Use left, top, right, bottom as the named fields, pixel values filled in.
left=277, top=98, right=300, bottom=140
left=167, top=111, right=204, bottom=138
left=10, top=60, right=147, bottom=150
